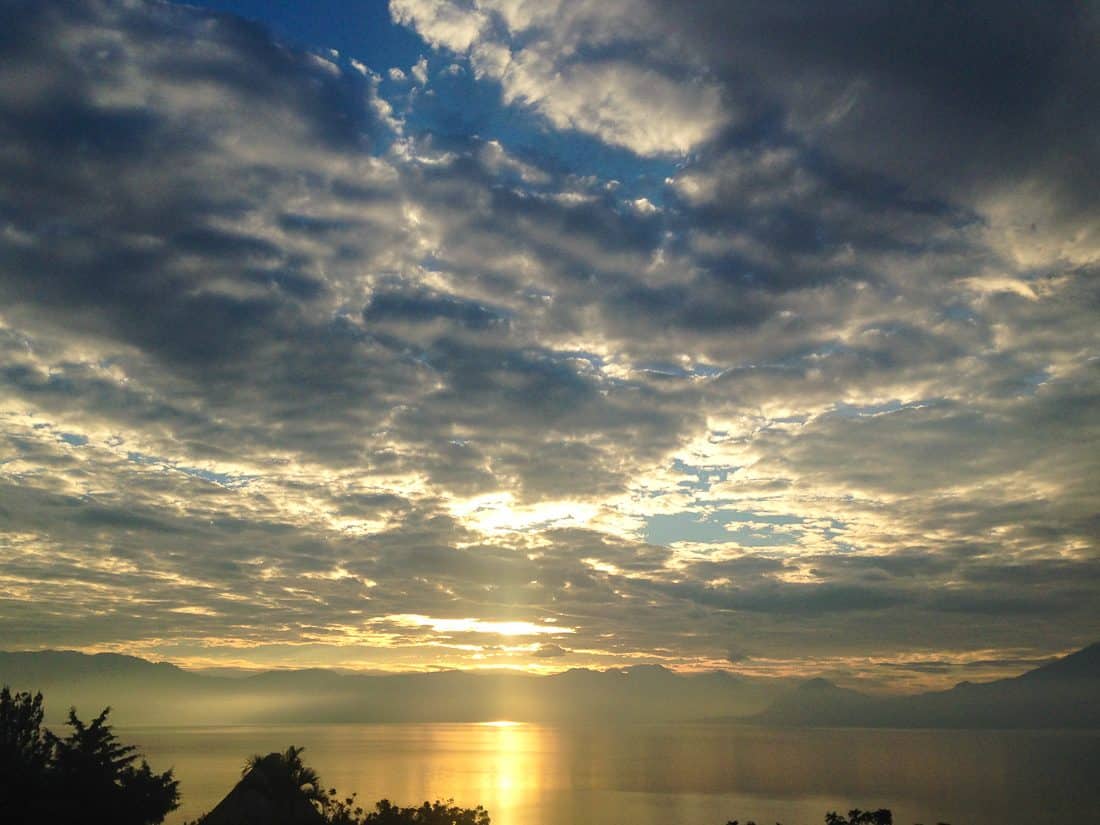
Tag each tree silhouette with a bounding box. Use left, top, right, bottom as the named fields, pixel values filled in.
left=190, top=745, right=490, bottom=825
left=0, top=688, right=51, bottom=823
left=361, top=798, right=491, bottom=825
left=48, top=705, right=179, bottom=825
left=0, top=686, right=178, bottom=825
left=825, top=810, right=893, bottom=825
left=244, top=745, right=326, bottom=814
left=727, top=809, right=948, bottom=825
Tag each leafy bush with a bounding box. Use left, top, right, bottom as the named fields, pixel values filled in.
left=322, top=794, right=491, bottom=825
left=358, top=798, right=490, bottom=825
left=825, top=811, right=893, bottom=825
left=727, top=809, right=950, bottom=825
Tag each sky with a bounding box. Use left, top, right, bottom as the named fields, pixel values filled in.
left=0, top=0, right=1097, bottom=692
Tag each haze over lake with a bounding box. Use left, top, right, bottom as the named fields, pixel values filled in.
left=4, top=645, right=1100, bottom=823
left=131, top=722, right=1100, bottom=825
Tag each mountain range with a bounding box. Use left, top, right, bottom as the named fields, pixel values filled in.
left=1, top=644, right=1097, bottom=729
left=754, top=642, right=1100, bottom=729
left=0, top=650, right=781, bottom=726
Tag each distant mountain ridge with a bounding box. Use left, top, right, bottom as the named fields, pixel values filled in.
left=1016, top=641, right=1100, bottom=681
left=0, top=650, right=782, bottom=726
left=0, top=650, right=194, bottom=682
left=2, top=644, right=1097, bottom=729
left=755, top=642, right=1100, bottom=729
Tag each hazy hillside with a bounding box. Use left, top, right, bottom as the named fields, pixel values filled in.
left=756, top=643, right=1100, bottom=729
left=0, top=651, right=782, bottom=726
left=4, top=645, right=1097, bottom=729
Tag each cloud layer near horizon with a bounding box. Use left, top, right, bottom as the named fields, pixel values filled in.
left=0, top=0, right=1097, bottom=690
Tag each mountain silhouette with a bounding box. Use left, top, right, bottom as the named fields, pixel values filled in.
left=756, top=642, right=1100, bottom=728
left=0, top=650, right=192, bottom=682
left=1016, top=641, right=1100, bottom=681
left=0, top=650, right=780, bottom=726
left=3, top=644, right=1097, bottom=729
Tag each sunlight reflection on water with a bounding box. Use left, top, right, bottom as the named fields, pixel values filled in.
left=126, top=722, right=1100, bottom=825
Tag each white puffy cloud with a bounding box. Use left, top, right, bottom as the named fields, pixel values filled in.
left=390, top=0, right=727, bottom=155
left=391, top=0, right=490, bottom=53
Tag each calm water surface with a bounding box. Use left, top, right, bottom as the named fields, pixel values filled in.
left=123, top=723, right=1100, bottom=825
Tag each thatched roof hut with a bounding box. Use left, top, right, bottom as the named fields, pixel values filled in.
left=198, top=749, right=327, bottom=825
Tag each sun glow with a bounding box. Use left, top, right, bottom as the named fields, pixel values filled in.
left=450, top=491, right=599, bottom=534
left=376, top=614, right=575, bottom=637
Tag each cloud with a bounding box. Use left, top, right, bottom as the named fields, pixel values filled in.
left=0, top=0, right=1096, bottom=687
left=659, top=0, right=1100, bottom=268
left=533, top=643, right=569, bottom=658
left=390, top=0, right=727, bottom=155
left=374, top=615, right=573, bottom=637
left=391, top=1, right=488, bottom=54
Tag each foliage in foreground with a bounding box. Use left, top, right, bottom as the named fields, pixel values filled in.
left=0, top=686, right=179, bottom=825
left=323, top=794, right=491, bottom=825
left=187, top=743, right=490, bottom=825
left=727, top=808, right=952, bottom=825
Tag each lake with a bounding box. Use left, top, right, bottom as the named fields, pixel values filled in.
left=123, top=722, right=1100, bottom=825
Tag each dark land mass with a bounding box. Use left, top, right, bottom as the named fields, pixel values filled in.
left=754, top=642, right=1100, bottom=728
left=0, top=651, right=782, bottom=726
left=1, top=643, right=1098, bottom=729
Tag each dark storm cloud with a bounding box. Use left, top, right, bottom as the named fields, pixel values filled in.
left=0, top=0, right=1097, bottom=681
left=661, top=1, right=1100, bottom=221
left=364, top=286, right=508, bottom=330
